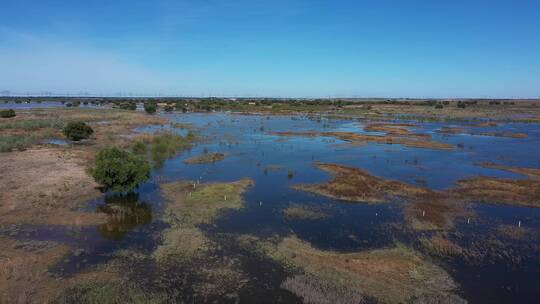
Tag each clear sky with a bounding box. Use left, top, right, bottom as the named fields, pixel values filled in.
left=1, top=0, right=539, bottom=98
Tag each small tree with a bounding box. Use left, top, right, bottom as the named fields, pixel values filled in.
left=0, top=109, right=16, bottom=118
left=63, top=121, right=94, bottom=141
left=90, top=147, right=150, bottom=193
left=144, top=102, right=157, bottom=114
left=435, top=104, right=444, bottom=109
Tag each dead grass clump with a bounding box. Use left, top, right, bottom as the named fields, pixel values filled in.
left=419, top=234, right=464, bottom=257
left=271, top=131, right=454, bottom=150
left=363, top=123, right=414, bottom=135
left=269, top=236, right=465, bottom=304
left=474, top=131, right=528, bottom=138
left=294, top=163, right=431, bottom=203
left=451, top=177, right=540, bottom=207
left=436, top=127, right=466, bottom=134
left=153, top=228, right=210, bottom=262
left=183, top=152, right=226, bottom=164
left=405, top=199, right=470, bottom=231
left=478, top=162, right=540, bottom=180
left=281, top=274, right=366, bottom=304
left=496, top=224, right=532, bottom=240
left=282, top=204, right=329, bottom=220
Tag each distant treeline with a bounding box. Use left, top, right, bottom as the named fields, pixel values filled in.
left=0, top=96, right=532, bottom=112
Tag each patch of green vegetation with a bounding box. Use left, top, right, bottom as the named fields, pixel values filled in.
left=0, top=119, right=64, bottom=131
left=162, top=179, right=253, bottom=227
left=0, top=135, right=36, bottom=152
left=131, top=132, right=194, bottom=166
left=90, top=147, right=151, bottom=193
left=144, top=102, right=157, bottom=114
left=0, top=109, right=16, bottom=118
left=55, top=281, right=168, bottom=304
left=154, top=179, right=253, bottom=262
left=63, top=121, right=94, bottom=141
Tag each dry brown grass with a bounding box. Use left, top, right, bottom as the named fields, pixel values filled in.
left=479, top=162, right=540, bottom=180
left=363, top=123, right=415, bottom=135
left=294, top=163, right=431, bottom=204
left=0, top=108, right=167, bottom=228
left=183, top=152, right=226, bottom=164
left=269, top=236, right=465, bottom=304
left=271, top=131, right=454, bottom=150
left=0, top=148, right=106, bottom=227
left=295, top=162, right=540, bottom=231
left=451, top=176, right=540, bottom=208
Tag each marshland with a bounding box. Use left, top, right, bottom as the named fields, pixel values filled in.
left=1, top=98, right=540, bottom=303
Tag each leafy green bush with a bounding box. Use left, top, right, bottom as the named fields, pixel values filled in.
left=0, top=109, right=16, bottom=118
left=90, top=147, right=151, bottom=193
left=434, top=104, right=443, bottom=109
left=144, top=102, right=157, bottom=114
left=63, top=121, right=94, bottom=141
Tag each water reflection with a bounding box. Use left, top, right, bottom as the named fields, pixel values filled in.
left=96, top=193, right=152, bottom=240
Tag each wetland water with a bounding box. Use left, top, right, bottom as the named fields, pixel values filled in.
left=6, top=112, right=540, bottom=303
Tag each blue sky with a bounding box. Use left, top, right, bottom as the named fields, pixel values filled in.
left=1, top=0, right=539, bottom=98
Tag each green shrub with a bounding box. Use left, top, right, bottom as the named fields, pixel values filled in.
left=90, top=147, right=151, bottom=193
left=434, top=104, right=443, bottom=109
left=119, top=103, right=137, bottom=111
left=63, top=121, right=94, bottom=141
left=0, top=109, right=16, bottom=118
left=144, top=102, right=157, bottom=114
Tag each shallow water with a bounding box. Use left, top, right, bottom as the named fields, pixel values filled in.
left=6, top=112, right=540, bottom=303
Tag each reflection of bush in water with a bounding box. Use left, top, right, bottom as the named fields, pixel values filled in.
left=96, top=193, right=152, bottom=241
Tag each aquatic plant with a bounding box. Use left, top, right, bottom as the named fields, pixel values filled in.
left=0, top=109, right=16, bottom=118
left=90, top=147, right=150, bottom=193
left=282, top=204, right=328, bottom=220
left=132, top=132, right=194, bottom=166
left=63, top=121, right=94, bottom=141
left=55, top=281, right=168, bottom=304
